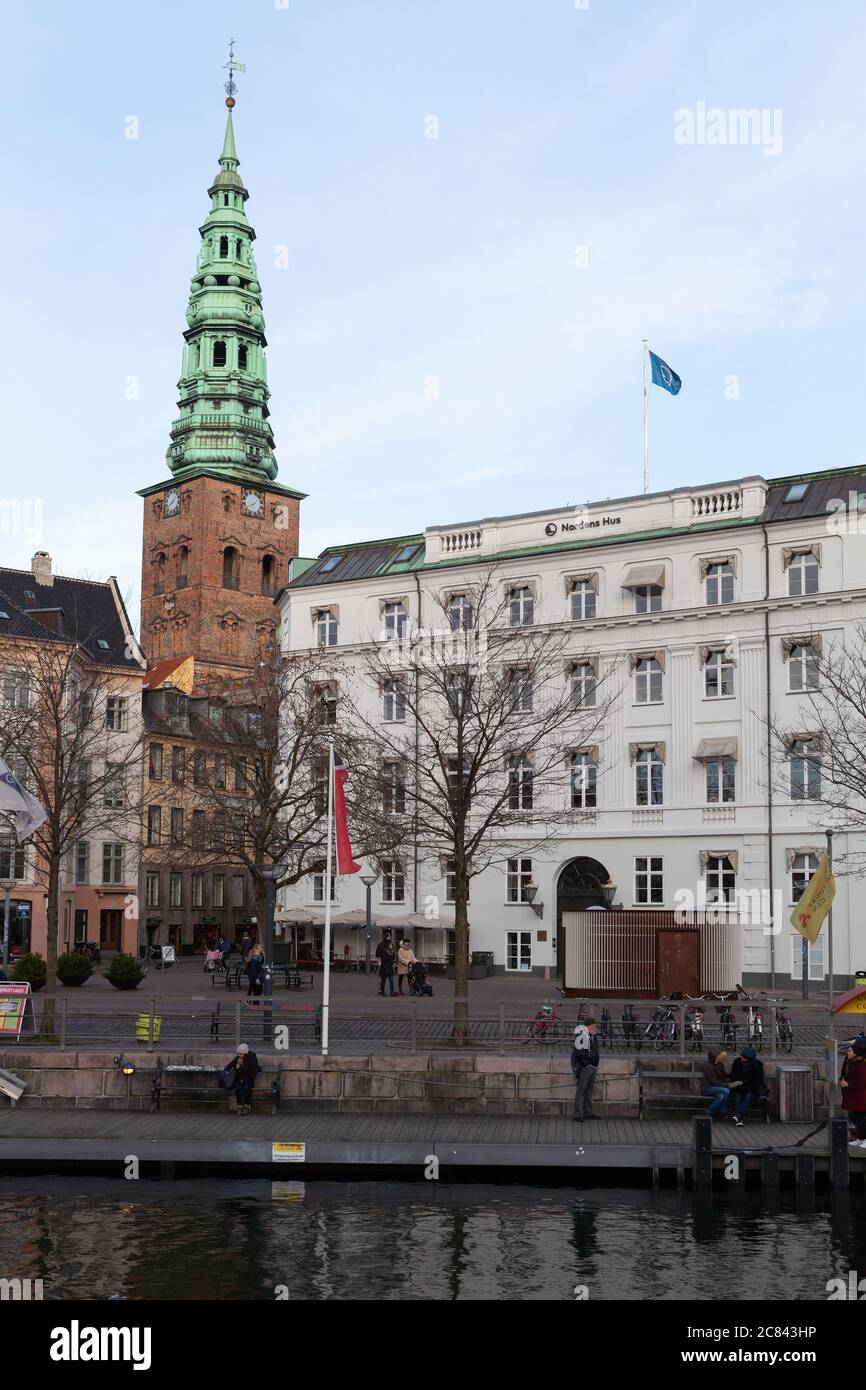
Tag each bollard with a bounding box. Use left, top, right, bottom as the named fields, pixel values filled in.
left=829, top=1116, right=849, bottom=1188
left=762, top=1152, right=780, bottom=1187
left=678, top=1002, right=686, bottom=1059
left=692, top=1115, right=713, bottom=1186
left=796, top=1151, right=814, bottom=1193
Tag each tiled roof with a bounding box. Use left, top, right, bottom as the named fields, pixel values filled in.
left=0, top=568, right=141, bottom=666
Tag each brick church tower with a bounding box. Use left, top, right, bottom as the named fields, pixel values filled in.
left=139, top=83, right=304, bottom=687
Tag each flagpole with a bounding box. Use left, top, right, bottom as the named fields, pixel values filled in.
left=826, top=828, right=835, bottom=1119
left=642, top=338, right=649, bottom=495
left=321, top=737, right=335, bottom=1057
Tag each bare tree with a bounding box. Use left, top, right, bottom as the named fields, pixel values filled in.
left=771, top=622, right=866, bottom=850
left=181, top=651, right=402, bottom=930
left=0, top=630, right=144, bottom=1026
left=360, top=568, right=617, bottom=1043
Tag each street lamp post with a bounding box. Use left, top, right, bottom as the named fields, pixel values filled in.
left=254, top=863, right=288, bottom=1044
left=0, top=879, right=15, bottom=971
left=360, top=870, right=378, bottom=976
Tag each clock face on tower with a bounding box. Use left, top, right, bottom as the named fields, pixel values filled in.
left=164, top=488, right=181, bottom=518
left=241, top=488, right=265, bottom=519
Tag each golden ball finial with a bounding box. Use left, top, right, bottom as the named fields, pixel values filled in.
left=226, top=96, right=235, bottom=109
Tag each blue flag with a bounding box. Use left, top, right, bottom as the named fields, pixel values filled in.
left=649, top=351, right=682, bottom=396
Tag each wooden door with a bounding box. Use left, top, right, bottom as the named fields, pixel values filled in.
left=99, top=910, right=122, bottom=950
left=657, top=930, right=700, bottom=997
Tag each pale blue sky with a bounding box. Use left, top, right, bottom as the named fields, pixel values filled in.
left=4, top=0, right=866, bottom=629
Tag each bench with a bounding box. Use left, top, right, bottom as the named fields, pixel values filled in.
left=150, top=1059, right=283, bottom=1113
left=639, top=1067, right=770, bottom=1123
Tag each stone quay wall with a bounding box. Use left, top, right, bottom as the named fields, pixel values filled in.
left=0, top=1052, right=829, bottom=1117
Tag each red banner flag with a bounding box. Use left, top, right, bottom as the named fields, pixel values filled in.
left=333, top=753, right=360, bottom=875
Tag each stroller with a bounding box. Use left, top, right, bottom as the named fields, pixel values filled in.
left=408, top=960, right=433, bottom=997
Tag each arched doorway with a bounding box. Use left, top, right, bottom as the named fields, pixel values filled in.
left=555, top=858, right=612, bottom=978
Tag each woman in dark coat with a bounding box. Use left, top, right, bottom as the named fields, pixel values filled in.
left=840, top=1040, right=866, bottom=1147
left=699, top=1048, right=732, bottom=1118
left=231, top=1043, right=259, bottom=1115
left=246, top=944, right=265, bottom=998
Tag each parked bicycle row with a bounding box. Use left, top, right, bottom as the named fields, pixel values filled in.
left=522, top=998, right=795, bottom=1051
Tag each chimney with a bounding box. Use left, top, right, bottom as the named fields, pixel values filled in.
left=31, top=552, right=53, bottom=587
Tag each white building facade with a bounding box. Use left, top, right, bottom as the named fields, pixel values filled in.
left=276, top=466, right=866, bottom=990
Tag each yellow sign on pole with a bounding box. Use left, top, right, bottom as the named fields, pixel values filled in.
left=790, top=852, right=836, bottom=945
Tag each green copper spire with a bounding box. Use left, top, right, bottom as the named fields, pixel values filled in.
left=165, top=80, right=278, bottom=484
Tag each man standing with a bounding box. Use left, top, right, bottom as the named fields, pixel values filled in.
left=375, top=933, right=397, bottom=997
left=571, top=1017, right=600, bottom=1121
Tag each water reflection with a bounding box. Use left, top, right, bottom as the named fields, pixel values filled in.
left=0, top=1178, right=862, bottom=1301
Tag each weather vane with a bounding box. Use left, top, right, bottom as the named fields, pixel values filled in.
left=223, top=38, right=246, bottom=108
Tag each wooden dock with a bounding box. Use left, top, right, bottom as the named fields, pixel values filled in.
left=0, top=1108, right=860, bottom=1184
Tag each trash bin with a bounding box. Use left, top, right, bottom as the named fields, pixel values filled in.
left=136, top=1013, right=161, bottom=1043
left=776, top=1064, right=814, bottom=1122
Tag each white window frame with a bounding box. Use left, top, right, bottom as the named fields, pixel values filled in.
left=2, top=671, right=30, bottom=709
left=571, top=662, right=596, bottom=708
left=704, top=854, right=736, bottom=905
left=102, top=842, right=124, bottom=886
left=506, top=857, right=533, bottom=903
left=705, top=562, right=734, bottom=606
left=449, top=594, right=474, bottom=632
left=704, top=650, right=735, bottom=699
left=382, top=602, right=407, bottom=641
left=444, top=859, right=470, bottom=905
left=505, top=929, right=533, bottom=972
left=508, top=668, right=533, bottom=713
left=634, top=657, right=663, bottom=705
left=145, top=872, right=160, bottom=909
left=570, top=580, right=596, bottom=621
left=381, top=859, right=405, bottom=903
left=509, top=586, right=534, bottom=627
left=316, top=610, right=337, bottom=647
left=790, top=852, right=819, bottom=904
left=570, top=753, right=597, bottom=809
left=383, top=761, right=406, bottom=814
left=705, top=757, right=736, bottom=804
left=106, top=695, right=128, bottom=732
left=790, top=932, right=825, bottom=980
left=790, top=739, right=821, bottom=800
left=382, top=679, right=406, bottom=722
left=634, top=584, right=662, bottom=614
left=507, top=755, right=534, bottom=811
left=788, top=552, right=819, bottom=597
left=788, top=644, right=819, bottom=692
left=635, top=749, right=663, bottom=806
left=634, top=856, right=664, bottom=905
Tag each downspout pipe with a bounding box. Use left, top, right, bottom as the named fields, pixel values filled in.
left=762, top=521, right=776, bottom=989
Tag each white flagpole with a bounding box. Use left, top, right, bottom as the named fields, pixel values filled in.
left=642, top=338, right=649, bottom=495
left=321, top=737, right=335, bottom=1056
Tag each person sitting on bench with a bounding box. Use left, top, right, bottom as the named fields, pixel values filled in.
left=230, top=1043, right=259, bottom=1115
left=699, top=1048, right=733, bottom=1118
left=730, top=1046, right=764, bottom=1126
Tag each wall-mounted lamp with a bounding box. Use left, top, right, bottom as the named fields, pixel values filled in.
left=524, top=880, right=544, bottom=920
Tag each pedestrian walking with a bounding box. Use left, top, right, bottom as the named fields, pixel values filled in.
left=241, top=929, right=252, bottom=960
left=396, top=939, right=416, bottom=995
left=699, top=1048, right=732, bottom=1118
left=246, top=943, right=265, bottom=998
left=229, top=1043, right=259, bottom=1115
left=571, top=1017, right=600, bottom=1121
left=375, top=934, right=397, bottom=997
left=730, top=1046, right=764, bottom=1126
left=840, top=1040, right=866, bottom=1148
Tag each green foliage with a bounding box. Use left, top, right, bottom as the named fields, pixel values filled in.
left=104, top=953, right=144, bottom=990
left=11, top=952, right=46, bottom=988
left=57, top=953, right=94, bottom=986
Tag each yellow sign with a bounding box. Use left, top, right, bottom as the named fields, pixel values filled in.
left=272, top=1142, right=306, bottom=1163
left=838, top=997, right=866, bottom=1014
left=790, top=852, right=835, bottom=945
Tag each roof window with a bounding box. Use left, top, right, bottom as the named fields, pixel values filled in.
left=320, top=555, right=343, bottom=573
left=783, top=483, right=809, bottom=503
left=393, top=544, right=420, bottom=563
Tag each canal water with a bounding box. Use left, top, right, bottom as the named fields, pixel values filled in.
left=0, top=1177, right=863, bottom=1300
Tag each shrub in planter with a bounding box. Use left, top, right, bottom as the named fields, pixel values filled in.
left=11, top=953, right=46, bottom=990
left=104, top=953, right=144, bottom=990
left=57, top=953, right=94, bottom=987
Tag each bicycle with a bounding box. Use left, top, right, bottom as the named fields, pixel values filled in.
left=621, top=1003, right=640, bottom=1050
left=772, top=1003, right=794, bottom=1052
left=744, top=1004, right=763, bottom=1050
left=718, top=1004, right=737, bottom=1049
left=644, top=1006, right=678, bottom=1051
left=522, top=1001, right=569, bottom=1044
left=599, top=1006, right=615, bottom=1049
left=685, top=1006, right=704, bottom=1052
